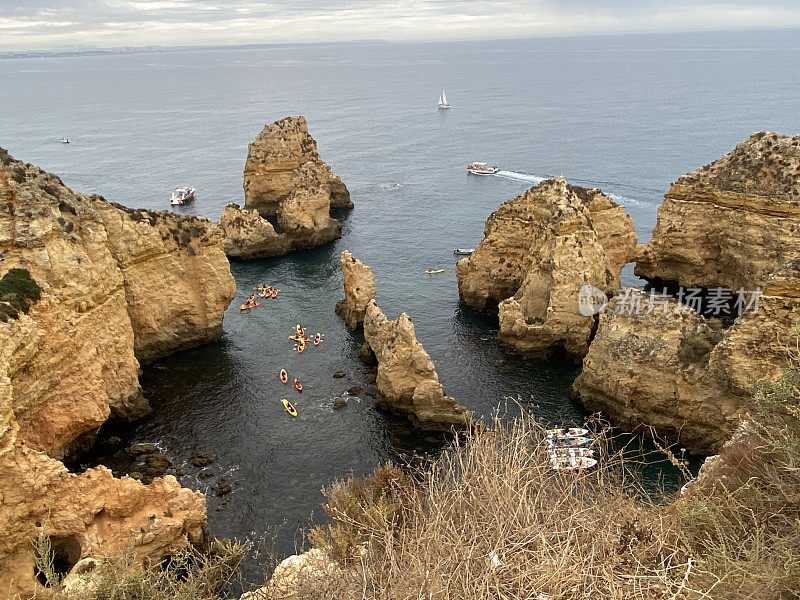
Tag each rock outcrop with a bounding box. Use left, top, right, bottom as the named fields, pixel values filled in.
left=224, top=117, right=351, bottom=259
left=572, top=260, right=800, bottom=453
left=456, top=178, right=636, bottom=360
left=241, top=549, right=340, bottom=600
left=335, top=250, right=376, bottom=330
left=363, top=300, right=472, bottom=430
left=217, top=204, right=291, bottom=259
left=636, top=132, right=800, bottom=290
left=0, top=148, right=230, bottom=594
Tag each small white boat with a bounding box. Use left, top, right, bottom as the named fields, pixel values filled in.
left=437, top=89, right=451, bottom=110
left=466, top=162, right=499, bottom=175
left=453, top=248, right=475, bottom=256
left=546, top=427, right=589, bottom=438
left=171, top=186, right=196, bottom=205
left=550, top=455, right=597, bottom=471
left=60, top=138, right=70, bottom=144
left=680, top=479, right=696, bottom=496
left=425, top=268, right=444, bottom=274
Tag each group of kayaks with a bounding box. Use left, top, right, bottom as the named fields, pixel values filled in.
left=545, top=427, right=598, bottom=470
left=240, top=284, right=280, bottom=311
left=288, top=324, right=323, bottom=354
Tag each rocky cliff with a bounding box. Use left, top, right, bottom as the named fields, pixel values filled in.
left=363, top=300, right=473, bottom=431
left=224, top=117, right=352, bottom=259
left=456, top=178, right=636, bottom=360
left=335, top=250, right=376, bottom=330
left=0, top=148, right=232, bottom=594
left=572, top=259, right=800, bottom=453
left=636, top=132, right=800, bottom=290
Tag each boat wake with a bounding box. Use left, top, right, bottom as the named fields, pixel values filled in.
left=494, top=170, right=546, bottom=184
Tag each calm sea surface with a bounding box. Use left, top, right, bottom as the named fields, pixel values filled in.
left=3, top=30, right=799, bottom=574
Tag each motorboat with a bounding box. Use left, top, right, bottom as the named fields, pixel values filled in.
left=437, top=89, right=451, bottom=109
left=171, top=186, right=195, bottom=205
left=550, top=455, right=598, bottom=471
left=549, top=446, right=595, bottom=459
left=453, top=248, right=475, bottom=256
left=60, top=138, right=70, bottom=144
left=466, top=162, right=499, bottom=175
left=546, top=427, right=589, bottom=437
left=425, top=268, right=444, bottom=274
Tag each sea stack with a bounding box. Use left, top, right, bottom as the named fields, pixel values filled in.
left=0, top=149, right=225, bottom=595
left=363, top=300, right=473, bottom=431
left=335, top=250, right=376, bottom=330
left=636, top=132, right=800, bottom=290
left=456, top=178, right=637, bottom=360
left=221, top=117, right=352, bottom=260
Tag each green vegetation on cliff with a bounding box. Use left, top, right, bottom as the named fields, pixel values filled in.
left=0, top=268, right=41, bottom=322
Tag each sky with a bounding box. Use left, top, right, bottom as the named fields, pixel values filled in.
left=1, top=0, right=799, bottom=51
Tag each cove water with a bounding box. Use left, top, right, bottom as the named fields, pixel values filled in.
left=2, top=29, right=799, bottom=575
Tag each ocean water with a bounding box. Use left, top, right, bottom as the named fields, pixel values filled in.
left=3, top=30, right=799, bottom=573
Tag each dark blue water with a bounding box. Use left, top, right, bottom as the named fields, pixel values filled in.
left=3, top=30, right=799, bottom=567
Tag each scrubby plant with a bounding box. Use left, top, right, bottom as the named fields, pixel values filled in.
left=32, top=539, right=247, bottom=600
left=677, top=318, right=725, bottom=365
left=0, top=268, right=41, bottom=322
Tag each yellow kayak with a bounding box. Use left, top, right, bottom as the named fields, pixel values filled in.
left=281, top=399, right=298, bottom=417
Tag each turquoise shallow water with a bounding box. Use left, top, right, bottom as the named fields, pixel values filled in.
left=2, top=30, right=800, bottom=573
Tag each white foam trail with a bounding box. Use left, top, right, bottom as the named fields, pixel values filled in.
left=607, top=192, right=640, bottom=206
left=494, top=170, right=546, bottom=184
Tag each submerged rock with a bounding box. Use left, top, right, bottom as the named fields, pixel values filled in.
left=191, top=451, right=217, bottom=467
left=335, top=250, right=376, bottom=330
left=456, top=178, right=636, bottom=360
left=636, top=132, right=800, bottom=290
left=363, top=300, right=473, bottom=431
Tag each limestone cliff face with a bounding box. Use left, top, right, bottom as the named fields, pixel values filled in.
left=572, top=261, right=800, bottom=453
left=225, top=117, right=351, bottom=259
left=0, top=149, right=228, bottom=594
left=456, top=178, right=636, bottom=360
left=94, top=201, right=236, bottom=364
left=217, top=204, right=291, bottom=260
left=636, top=132, right=800, bottom=290
left=363, top=300, right=473, bottom=431
left=335, top=250, right=376, bottom=330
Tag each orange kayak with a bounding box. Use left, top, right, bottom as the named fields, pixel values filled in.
left=239, top=302, right=260, bottom=311
left=279, top=369, right=288, bottom=384
left=294, top=378, right=303, bottom=392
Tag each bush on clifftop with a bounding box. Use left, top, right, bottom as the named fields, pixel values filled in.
left=0, top=268, right=41, bottom=322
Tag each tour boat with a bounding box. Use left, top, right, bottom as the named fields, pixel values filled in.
left=171, top=186, right=195, bottom=205
left=546, top=427, right=589, bottom=438
left=453, top=248, right=475, bottom=256
left=437, top=89, right=451, bottom=109
left=466, top=162, right=500, bottom=175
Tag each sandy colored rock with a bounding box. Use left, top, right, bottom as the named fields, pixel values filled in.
left=335, top=250, right=376, bottom=330
left=0, top=148, right=226, bottom=594
left=636, top=132, right=800, bottom=290
left=241, top=548, right=340, bottom=600
left=218, top=203, right=291, bottom=259
left=363, top=300, right=472, bottom=430
left=227, top=116, right=351, bottom=259
left=457, top=178, right=636, bottom=360
left=572, top=261, right=800, bottom=453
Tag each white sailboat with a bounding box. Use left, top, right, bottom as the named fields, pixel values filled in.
left=437, top=89, right=451, bottom=110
